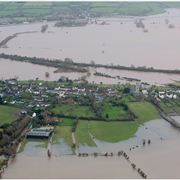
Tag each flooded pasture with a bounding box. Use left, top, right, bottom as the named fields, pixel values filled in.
left=0, top=9, right=180, bottom=84
left=2, top=118, right=180, bottom=178
left=0, top=59, right=83, bottom=81
left=0, top=60, right=180, bottom=85
left=1, top=8, right=180, bottom=179
left=0, top=9, right=180, bottom=70
left=2, top=156, right=140, bottom=179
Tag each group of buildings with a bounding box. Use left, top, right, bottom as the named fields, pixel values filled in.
left=0, top=79, right=120, bottom=108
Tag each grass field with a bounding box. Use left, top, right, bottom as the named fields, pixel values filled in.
left=51, top=104, right=95, bottom=118
left=51, top=101, right=160, bottom=143
left=160, top=100, right=180, bottom=114
left=52, top=126, right=72, bottom=146
left=75, top=120, right=96, bottom=147
left=0, top=105, right=20, bottom=126
left=89, top=120, right=138, bottom=142
left=53, top=119, right=96, bottom=147
left=89, top=101, right=160, bottom=142
left=90, top=2, right=180, bottom=16
left=102, top=103, right=128, bottom=120
left=128, top=101, right=160, bottom=123
left=57, top=118, right=74, bottom=126
left=0, top=2, right=180, bottom=18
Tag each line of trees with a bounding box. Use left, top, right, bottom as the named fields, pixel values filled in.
left=0, top=53, right=88, bottom=73
left=1, top=53, right=180, bottom=75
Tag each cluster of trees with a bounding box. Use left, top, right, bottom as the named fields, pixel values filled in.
left=31, top=108, right=45, bottom=128
left=73, top=95, right=92, bottom=106
left=72, top=119, right=78, bottom=133
left=54, top=19, right=88, bottom=27
left=58, top=77, right=73, bottom=84
left=135, top=19, right=145, bottom=28
left=123, top=87, right=131, bottom=94
left=0, top=34, right=17, bottom=48
left=0, top=116, right=31, bottom=156
left=93, top=71, right=115, bottom=79
left=41, top=24, right=48, bottom=33
left=0, top=96, right=3, bottom=104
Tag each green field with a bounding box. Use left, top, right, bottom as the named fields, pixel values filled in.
left=128, top=101, right=160, bottom=123
left=0, top=2, right=180, bottom=19
left=160, top=100, right=180, bottom=114
left=89, top=102, right=160, bottom=142
left=102, top=103, right=128, bottom=120
left=90, top=2, right=164, bottom=16
left=0, top=105, right=20, bottom=126
left=75, top=120, right=96, bottom=147
left=52, top=126, right=72, bottom=146
left=51, top=101, right=160, bottom=143
left=51, top=104, right=95, bottom=118
left=89, top=120, right=138, bottom=142
left=52, top=119, right=96, bottom=147
left=57, top=118, right=74, bottom=126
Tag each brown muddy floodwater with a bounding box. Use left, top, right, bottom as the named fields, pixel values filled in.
left=0, top=59, right=83, bottom=81
left=0, top=9, right=180, bottom=84
left=1, top=9, right=180, bottom=70
left=2, top=118, right=180, bottom=178
left=3, top=156, right=140, bottom=179
left=0, top=59, right=180, bottom=85
left=1, top=9, right=180, bottom=178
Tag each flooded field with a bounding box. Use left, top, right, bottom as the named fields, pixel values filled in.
left=0, top=59, right=83, bottom=81
left=0, top=59, right=180, bottom=85
left=1, top=9, right=180, bottom=70
left=2, top=156, right=140, bottom=179
left=0, top=9, right=180, bottom=84
left=1, top=8, right=180, bottom=179
left=2, top=118, right=180, bottom=178
left=95, top=67, right=180, bottom=85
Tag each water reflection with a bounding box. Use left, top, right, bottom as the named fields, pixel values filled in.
left=52, top=139, right=73, bottom=156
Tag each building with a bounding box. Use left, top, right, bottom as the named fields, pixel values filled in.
left=26, top=126, right=54, bottom=139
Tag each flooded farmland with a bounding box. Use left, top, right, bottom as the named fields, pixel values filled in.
left=1, top=9, right=180, bottom=70
left=1, top=7, right=180, bottom=179
left=0, top=9, right=180, bottom=85
left=2, top=118, right=180, bottom=178
left=0, top=59, right=180, bottom=85
left=0, top=58, right=83, bottom=81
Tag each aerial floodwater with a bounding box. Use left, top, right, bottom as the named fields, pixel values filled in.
left=2, top=118, right=180, bottom=178
left=0, top=9, right=180, bottom=84
left=1, top=6, right=180, bottom=179
left=0, top=9, right=180, bottom=69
